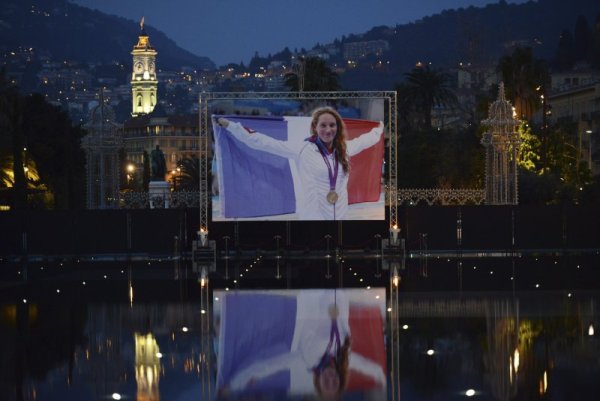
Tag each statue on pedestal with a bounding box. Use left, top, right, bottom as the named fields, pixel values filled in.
left=148, top=145, right=170, bottom=208
left=150, top=145, right=166, bottom=181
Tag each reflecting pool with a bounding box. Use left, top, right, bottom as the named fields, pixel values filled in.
left=1, top=254, right=599, bottom=401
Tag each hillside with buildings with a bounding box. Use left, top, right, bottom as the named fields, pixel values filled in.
left=0, top=0, right=215, bottom=71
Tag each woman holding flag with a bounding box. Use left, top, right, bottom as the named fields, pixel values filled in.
left=216, top=107, right=384, bottom=220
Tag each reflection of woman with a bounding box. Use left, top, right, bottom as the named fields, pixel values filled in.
left=216, top=107, right=384, bottom=220
left=223, top=291, right=386, bottom=399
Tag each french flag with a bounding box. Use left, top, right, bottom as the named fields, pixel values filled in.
left=213, top=115, right=384, bottom=219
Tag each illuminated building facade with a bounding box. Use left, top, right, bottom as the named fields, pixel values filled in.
left=547, top=80, right=600, bottom=176
left=122, top=113, right=200, bottom=179
left=123, top=18, right=201, bottom=189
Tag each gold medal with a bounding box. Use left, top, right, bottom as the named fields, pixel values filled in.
left=327, top=191, right=338, bottom=204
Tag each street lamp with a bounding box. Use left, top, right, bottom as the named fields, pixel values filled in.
left=171, top=166, right=181, bottom=191
left=126, top=163, right=135, bottom=187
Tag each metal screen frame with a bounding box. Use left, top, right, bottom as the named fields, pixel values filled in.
left=198, top=91, right=397, bottom=232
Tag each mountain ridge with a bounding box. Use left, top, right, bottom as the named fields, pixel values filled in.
left=2, top=0, right=599, bottom=90
left=0, top=0, right=215, bottom=70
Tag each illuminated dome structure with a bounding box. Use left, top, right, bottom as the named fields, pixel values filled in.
left=481, top=82, right=521, bottom=205
left=82, top=99, right=122, bottom=209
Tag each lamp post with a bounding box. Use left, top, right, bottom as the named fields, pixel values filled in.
left=586, top=130, right=593, bottom=171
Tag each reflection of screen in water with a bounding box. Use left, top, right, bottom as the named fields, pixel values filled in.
left=210, top=98, right=386, bottom=222
left=213, top=289, right=387, bottom=400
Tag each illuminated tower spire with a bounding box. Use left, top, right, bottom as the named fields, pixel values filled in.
left=131, top=17, right=158, bottom=117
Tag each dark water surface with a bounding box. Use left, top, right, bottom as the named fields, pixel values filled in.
left=1, top=254, right=599, bottom=401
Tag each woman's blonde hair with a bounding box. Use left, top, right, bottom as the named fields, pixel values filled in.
left=310, top=107, right=349, bottom=174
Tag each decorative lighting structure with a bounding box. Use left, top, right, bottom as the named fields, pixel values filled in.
left=481, top=82, right=521, bottom=205
left=82, top=99, right=122, bottom=209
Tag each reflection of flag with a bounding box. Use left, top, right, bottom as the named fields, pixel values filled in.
left=217, top=293, right=297, bottom=392
left=347, top=305, right=387, bottom=391
left=215, top=116, right=296, bottom=218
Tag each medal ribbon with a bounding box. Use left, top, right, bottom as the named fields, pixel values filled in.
left=313, top=319, right=341, bottom=373
left=314, top=137, right=338, bottom=192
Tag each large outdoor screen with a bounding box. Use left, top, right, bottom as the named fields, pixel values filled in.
left=213, top=288, right=387, bottom=401
left=209, top=96, right=386, bottom=221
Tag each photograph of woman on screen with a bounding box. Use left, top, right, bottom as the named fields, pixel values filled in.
left=216, top=107, right=384, bottom=220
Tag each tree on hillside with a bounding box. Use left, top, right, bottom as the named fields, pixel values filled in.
left=249, top=51, right=269, bottom=71
left=22, top=94, right=86, bottom=209
left=396, top=125, right=483, bottom=189
left=284, top=57, right=341, bottom=92
left=497, top=47, right=549, bottom=120
left=554, top=30, right=576, bottom=71
left=574, top=15, right=592, bottom=62
left=273, top=47, right=292, bottom=62
left=0, top=69, right=27, bottom=209
left=593, top=14, right=600, bottom=68
left=398, top=65, right=457, bottom=131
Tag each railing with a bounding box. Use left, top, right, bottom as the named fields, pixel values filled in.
left=119, top=188, right=486, bottom=209
left=120, top=190, right=200, bottom=209
left=397, top=188, right=486, bottom=206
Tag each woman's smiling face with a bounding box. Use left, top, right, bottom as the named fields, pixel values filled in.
left=314, top=113, right=337, bottom=149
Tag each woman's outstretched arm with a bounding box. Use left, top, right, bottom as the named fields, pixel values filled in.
left=216, top=117, right=297, bottom=159
left=346, top=121, right=384, bottom=156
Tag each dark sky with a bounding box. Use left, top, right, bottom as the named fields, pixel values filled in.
left=72, top=0, right=528, bottom=67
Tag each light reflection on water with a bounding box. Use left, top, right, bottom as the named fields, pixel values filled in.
left=0, top=255, right=599, bottom=401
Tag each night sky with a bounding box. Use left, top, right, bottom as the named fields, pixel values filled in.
left=71, top=0, right=528, bottom=67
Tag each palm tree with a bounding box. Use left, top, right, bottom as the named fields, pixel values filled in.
left=284, top=57, right=341, bottom=92
left=400, top=65, right=457, bottom=130
left=497, top=47, right=549, bottom=120
left=175, top=156, right=200, bottom=191
left=0, top=152, right=12, bottom=188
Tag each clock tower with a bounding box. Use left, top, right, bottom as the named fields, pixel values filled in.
left=131, top=17, right=158, bottom=117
